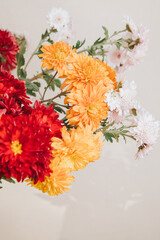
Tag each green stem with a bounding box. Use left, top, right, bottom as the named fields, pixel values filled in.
left=24, top=39, right=43, bottom=72
left=77, top=28, right=127, bottom=54
left=41, top=71, right=57, bottom=101
left=52, top=101, right=70, bottom=109
left=109, top=29, right=127, bottom=39
left=95, top=121, right=115, bottom=133
left=29, top=69, right=52, bottom=82
left=41, top=91, right=68, bottom=103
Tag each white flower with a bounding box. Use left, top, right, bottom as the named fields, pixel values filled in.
left=125, top=47, right=146, bottom=66
left=123, top=16, right=149, bottom=65
left=106, top=81, right=137, bottom=124
left=107, top=110, right=124, bottom=124
left=130, top=109, right=159, bottom=146
left=54, top=27, right=72, bottom=43
left=106, top=90, right=122, bottom=123
left=107, top=45, right=127, bottom=66
left=114, top=65, right=128, bottom=74
left=116, top=74, right=126, bottom=84
left=123, top=16, right=149, bottom=43
left=47, top=8, right=71, bottom=31
left=119, top=81, right=137, bottom=111
left=106, top=89, right=121, bottom=112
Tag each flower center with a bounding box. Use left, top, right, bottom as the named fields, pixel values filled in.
left=11, top=140, right=22, bottom=155
left=55, top=48, right=67, bottom=60
left=87, top=105, right=98, bottom=116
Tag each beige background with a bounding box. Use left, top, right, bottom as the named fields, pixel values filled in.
left=0, top=0, right=160, bottom=239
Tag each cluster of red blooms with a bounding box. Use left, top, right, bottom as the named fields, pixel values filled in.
left=0, top=70, right=62, bottom=182
left=0, top=70, right=32, bottom=116
left=0, top=59, right=63, bottom=183
left=0, top=30, right=19, bottom=71
left=0, top=30, right=63, bottom=183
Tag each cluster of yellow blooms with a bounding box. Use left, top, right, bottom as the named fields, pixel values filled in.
left=28, top=41, right=117, bottom=196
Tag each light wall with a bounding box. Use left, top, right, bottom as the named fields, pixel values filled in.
left=0, top=0, right=160, bottom=240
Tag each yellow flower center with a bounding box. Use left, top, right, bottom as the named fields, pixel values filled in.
left=11, top=140, right=22, bottom=155
left=87, top=105, right=98, bottom=116
left=55, top=48, right=67, bottom=60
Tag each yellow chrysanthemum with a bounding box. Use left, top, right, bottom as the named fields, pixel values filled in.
left=39, top=41, right=76, bottom=76
left=64, top=82, right=108, bottom=130
left=27, top=159, right=74, bottom=196
left=60, top=53, right=114, bottom=91
left=52, top=125, right=103, bottom=172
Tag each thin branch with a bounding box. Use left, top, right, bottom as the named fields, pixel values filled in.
left=52, top=101, right=70, bottom=109
left=29, top=69, right=52, bottom=82
left=41, top=91, right=68, bottom=103
left=24, top=39, right=43, bottom=72
left=41, top=71, right=57, bottom=100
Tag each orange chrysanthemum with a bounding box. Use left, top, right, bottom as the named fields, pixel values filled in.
left=98, top=60, right=117, bottom=89
left=65, top=82, right=108, bottom=130
left=39, top=41, right=76, bottom=76
left=51, top=125, right=103, bottom=172
left=60, top=53, right=114, bottom=91
left=27, top=159, right=74, bottom=196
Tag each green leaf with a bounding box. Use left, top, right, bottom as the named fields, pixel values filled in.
left=27, top=89, right=36, bottom=96
left=50, top=82, right=55, bottom=91
left=41, top=29, right=49, bottom=40
left=104, top=133, right=115, bottom=143
left=88, top=46, right=95, bottom=56
left=43, top=73, right=53, bottom=84
left=2, top=176, right=15, bottom=184
left=112, top=31, right=118, bottom=36
left=93, top=37, right=106, bottom=46
left=47, top=37, right=53, bottom=44
left=17, top=68, right=27, bottom=78
left=36, top=47, right=43, bottom=56
left=42, top=72, right=57, bottom=91
left=33, top=82, right=41, bottom=88
left=115, top=42, right=121, bottom=50
left=21, top=78, right=40, bottom=96
left=54, top=79, right=61, bottom=88
left=102, top=26, right=109, bottom=39
left=72, top=39, right=86, bottom=49
left=54, top=106, right=65, bottom=114
left=16, top=37, right=27, bottom=79
left=0, top=176, right=16, bottom=188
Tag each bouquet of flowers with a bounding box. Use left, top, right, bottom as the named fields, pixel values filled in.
left=0, top=8, right=159, bottom=196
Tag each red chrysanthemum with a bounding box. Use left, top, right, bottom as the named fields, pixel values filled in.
left=0, top=114, right=54, bottom=183
left=0, top=29, right=19, bottom=71
left=0, top=70, right=32, bottom=116
left=31, top=101, right=62, bottom=138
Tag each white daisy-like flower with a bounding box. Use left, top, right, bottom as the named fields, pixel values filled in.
left=122, top=16, right=149, bottom=66
left=106, top=90, right=122, bottom=123
left=107, top=109, right=124, bottom=124
left=123, top=16, right=149, bottom=43
left=106, top=89, right=121, bottom=112
left=130, top=109, right=159, bottom=146
left=107, top=45, right=127, bottom=66
left=119, top=80, right=137, bottom=111
left=123, top=16, right=136, bottom=31
left=125, top=47, right=145, bottom=66
left=116, top=74, right=126, bottom=84
left=54, top=27, right=72, bottom=43
left=47, top=8, right=71, bottom=31
left=106, top=81, right=137, bottom=123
